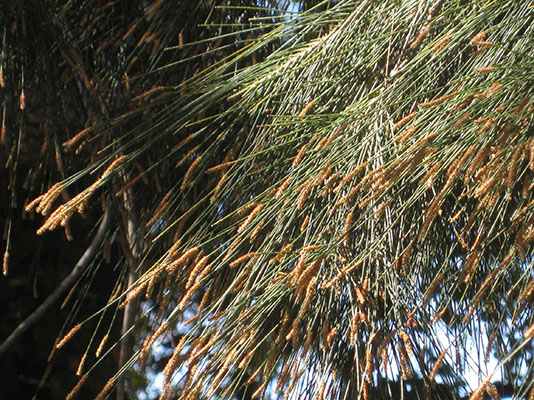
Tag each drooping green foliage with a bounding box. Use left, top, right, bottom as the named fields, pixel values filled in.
left=2, top=1, right=534, bottom=399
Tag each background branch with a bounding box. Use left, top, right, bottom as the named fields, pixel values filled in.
left=0, top=209, right=110, bottom=357
left=117, top=184, right=142, bottom=400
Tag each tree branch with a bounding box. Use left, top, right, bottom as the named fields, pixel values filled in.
left=0, top=209, right=110, bottom=357
left=116, top=183, right=143, bottom=400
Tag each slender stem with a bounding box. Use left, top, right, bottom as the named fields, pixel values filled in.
left=0, top=209, right=110, bottom=357
left=117, top=185, right=142, bottom=400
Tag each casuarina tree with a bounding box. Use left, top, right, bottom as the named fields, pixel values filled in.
left=1, top=1, right=533, bottom=399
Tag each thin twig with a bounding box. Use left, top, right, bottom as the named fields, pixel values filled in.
left=0, top=209, right=110, bottom=357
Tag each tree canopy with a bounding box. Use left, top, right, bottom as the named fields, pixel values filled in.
left=1, top=1, right=533, bottom=399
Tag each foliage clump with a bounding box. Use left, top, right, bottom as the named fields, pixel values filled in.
left=1, top=1, right=534, bottom=399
